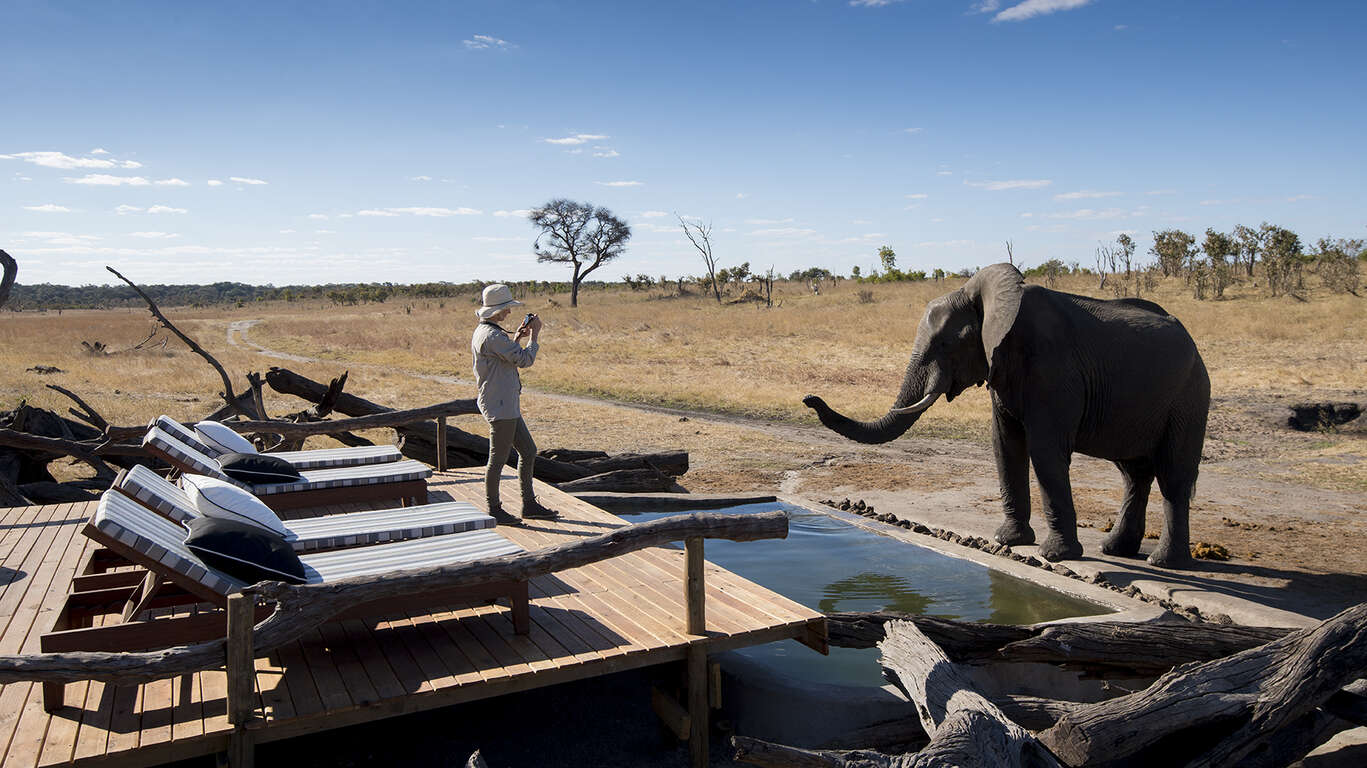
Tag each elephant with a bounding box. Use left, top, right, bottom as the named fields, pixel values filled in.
left=802, top=263, right=1209, bottom=568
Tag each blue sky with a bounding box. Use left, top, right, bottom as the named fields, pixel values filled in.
left=3, top=0, right=1364, bottom=286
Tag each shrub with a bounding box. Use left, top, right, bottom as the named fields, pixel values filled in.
left=856, top=289, right=874, bottom=304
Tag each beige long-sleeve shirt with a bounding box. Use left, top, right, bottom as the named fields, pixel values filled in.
left=471, top=322, right=539, bottom=422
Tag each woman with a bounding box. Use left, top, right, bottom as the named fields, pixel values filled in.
left=471, top=283, right=557, bottom=524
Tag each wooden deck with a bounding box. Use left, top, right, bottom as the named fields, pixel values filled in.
left=0, top=468, right=826, bottom=767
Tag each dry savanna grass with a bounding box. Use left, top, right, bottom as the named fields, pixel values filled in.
left=3, top=272, right=1364, bottom=491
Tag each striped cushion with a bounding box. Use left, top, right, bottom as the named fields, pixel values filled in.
left=249, top=460, right=432, bottom=496
left=93, top=492, right=246, bottom=597
left=266, top=444, right=404, bottom=470
left=282, top=503, right=494, bottom=552
left=299, top=528, right=524, bottom=583
left=143, top=426, right=240, bottom=484
left=150, top=416, right=220, bottom=458
left=116, top=465, right=197, bottom=523
left=115, top=464, right=488, bottom=552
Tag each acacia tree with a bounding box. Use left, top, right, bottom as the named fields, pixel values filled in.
left=1233, top=223, right=1267, bottom=277
left=679, top=216, right=721, bottom=304
left=1151, top=229, right=1196, bottom=278
left=528, top=199, right=631, bottom=307
left=1202, top=228, right=1236, bottom=299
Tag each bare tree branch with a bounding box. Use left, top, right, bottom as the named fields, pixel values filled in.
left=105, top=266, right=253, bottom=419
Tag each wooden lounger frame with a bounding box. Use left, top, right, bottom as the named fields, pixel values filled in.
left=41, top=520, right=530, bottom=711
left=142, top=441, right=429, bottom=513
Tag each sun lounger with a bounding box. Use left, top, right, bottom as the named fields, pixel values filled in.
left=142, top=425, right=431, bottom=512
left=150, top=415, right=404, bottom=470
left=41, top=491, right=530, bottom=710
left=113, top=465, right=494, bottom=552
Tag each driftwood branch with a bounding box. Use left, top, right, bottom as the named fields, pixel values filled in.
left=0, top=510, right=788, bottom=685
left=1038, top=602, right=1367, bottom=767
left=0, top=428, right=145, bottom=459
left=45, top=384, right=109, bottom=431
left=105, top=266, right=253, bottom=419
left=733, top=736, right=893, bottom=767
left=826, top=611, right=1291, bottom=678
left=880, top=620, right=1062, bottom=767
left=0, top=250, right=15, bottom=309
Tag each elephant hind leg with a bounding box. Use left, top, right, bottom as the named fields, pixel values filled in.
left=1101, top=458, right=1154, bottom=558
left=991, top=397, right=1035, bottom=547
left=1149, top=404, right=1206, bottom=568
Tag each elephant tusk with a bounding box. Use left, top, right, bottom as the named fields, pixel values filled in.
left=889, top=391, right=940, bottom=415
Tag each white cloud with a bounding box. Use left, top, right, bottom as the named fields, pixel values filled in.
left=1045, top=208, right=1128, bottom=220
left=473, top=236, right=524, bottom=242
left=7, top=151, right=115, bottom=169
left=207, top=179, right=224, bottom=187
left=936, top=170, right=953, bottom=176
left=839, top=233, right=886, bottom=243
left=114, top=204, right=143, bottom=214
left=315, top=229, right=336, bottom=234
left=929, top=217, right=945, bottom=223
left=905, top=193, right=929, bottom=200
left=493, top=209, right=531, bottom=218
left=746, top=218, right=795, bottom=226
left=229, top=176, right=268, bottom=185
left=1286, top=194, right=1315, bottom=202
left=596, top=180, right=643, bottom=187
left=90, top=148, right=110, bottom=155
left=640, top=211, right=668, bottom=219
left=308, top=213, right=329, bottom=220
left=359, top=207, right=481, bottom=217
left=22, top=203, right=71, bottom=213
left=1146, top=189, right=1178, bottom=196
left=848, top=0, right=901, bottom=6
left=736, top=192, right=747, bottom=199
left=993, top=0, right=1093, bottom=23
left=409, top=175, right=433, bottom=181
left=543, top=134, right=609, bottom=146
left=147, top=205, right=187, bottom=214
left=971, top=0, right=1001, bottom=13
left=279, top=229, right=296, bottom=234
left=916, top=239, right=974, bottom=248
left=155, top=177, right=189, bottom=186
left=965, top=178, right=1052, bottom=191
left=130, top=231, right=180, bottom=239
left=1199, top=199, right=1232, bottom=206
left=1114, top=24, right=1128, bottom=31
left=903, top=127, right=923, bottom=135
left=749, top=227, right=817, bottom=237
left=1054, top=189, right=1121, bottom=200
left=593, top=148, right=620, bottom=158
left=22, top=231, right=100, bottom=245
left=463, top=34, right=514, bottom=50
left=67, top=174, right=151, bottom=186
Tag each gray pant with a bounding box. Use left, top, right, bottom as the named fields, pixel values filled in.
left=486, top=417, right=536, bottom=511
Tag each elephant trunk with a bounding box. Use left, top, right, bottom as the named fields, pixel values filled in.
left=802, top=357, right=944, bottom=445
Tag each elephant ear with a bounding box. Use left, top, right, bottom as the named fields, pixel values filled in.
left=965, top=263, right=1025, bottom=371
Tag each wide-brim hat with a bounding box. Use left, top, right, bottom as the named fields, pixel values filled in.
left=476, top=283, right=524, bottom=320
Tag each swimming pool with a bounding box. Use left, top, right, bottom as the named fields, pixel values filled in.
left=626, top=500, right=1111, bottom=687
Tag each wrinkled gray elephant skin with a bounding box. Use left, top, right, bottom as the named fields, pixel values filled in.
left=803, top=263, right=1209, bottom=568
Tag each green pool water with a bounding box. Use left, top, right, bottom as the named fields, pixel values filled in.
left=627, top=501, right=1111, bottom=688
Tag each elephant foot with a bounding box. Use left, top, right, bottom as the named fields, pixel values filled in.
left=1038, top=534, right=1083, bottom=562
left=1147, top=541, right=1194, bottom=569
left=994, top=520, right=1035, bottom=547
left=1100, top=529, right=1143, bottom=558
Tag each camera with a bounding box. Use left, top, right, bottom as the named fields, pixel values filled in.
left=520, top=313, right=536, bottom=329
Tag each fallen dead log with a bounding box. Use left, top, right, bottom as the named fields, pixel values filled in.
left=881, top=619, right=1063, bottom=767
left=1038, top=602, right=1367, bottom=768
left=825, top=611, right=1292, bottom=678
left=0, top=510, right=787, bottom=686
left=574, top=492, right=775, bottom=514
left=556, top=468, right=681, bottom=493
left=540, top=448, right=608, bottom=463
left=16, top=481, right=102, bottom=504
left=571, top=450, right=689, bottom=477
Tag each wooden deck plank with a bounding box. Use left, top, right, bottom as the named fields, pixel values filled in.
left=363, top=616, right=439, bottom=696
left=387, top=612, right=463, bottom=691
left=295, top=629, right=353, bottom=713
left=315, top=622, right=381, bottom=708
left=0, top=504, right=85, bottom=766
left=336, top=619, right=407, bottom=701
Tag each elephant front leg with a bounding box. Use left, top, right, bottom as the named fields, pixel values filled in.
left=1027, top=440, right=1083, bottom=562
left=991, top=402, right=1035, bottom=547
left=1102, top=458, right=1154, bottom=557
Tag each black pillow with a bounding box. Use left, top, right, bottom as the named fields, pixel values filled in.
left=184, top=516, right=307, bottom=585
left=218, top=451, right=302, bottom=484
